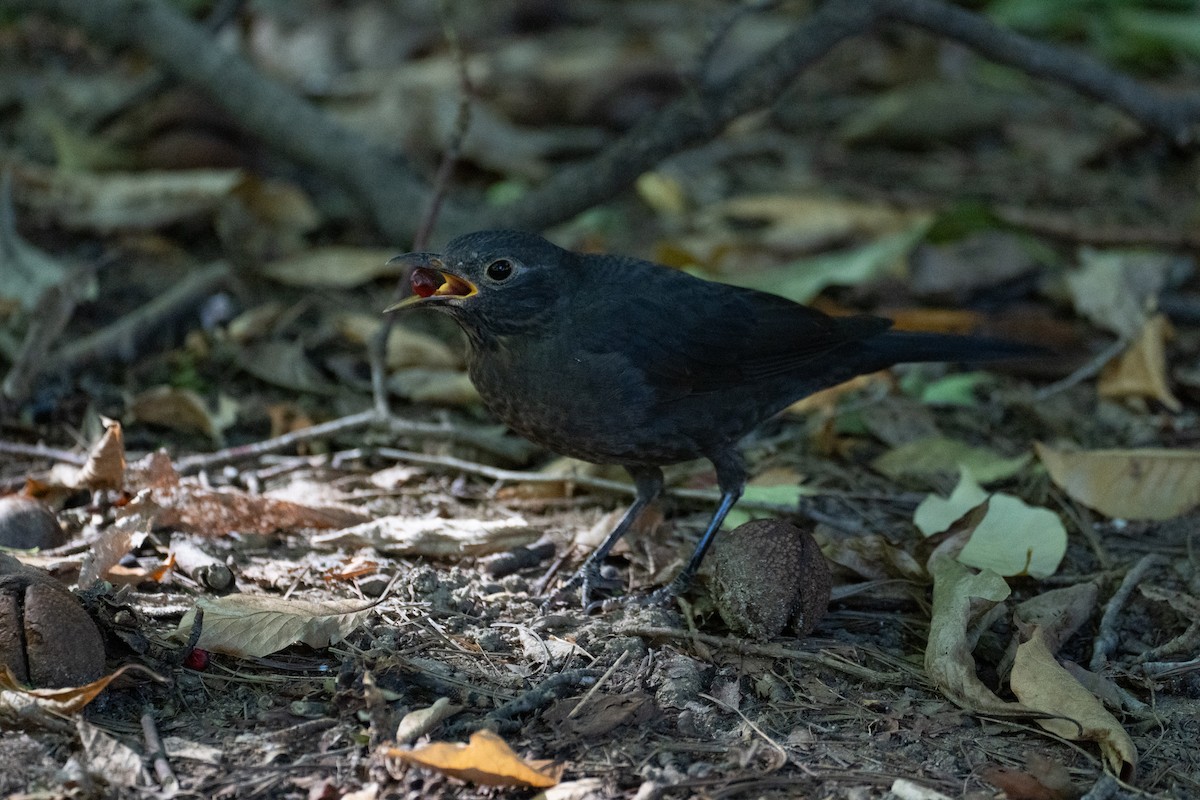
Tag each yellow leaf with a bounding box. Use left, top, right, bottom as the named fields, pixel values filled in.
left=1010, top=626, right=1137, bottom=781
left=1036, top=442, right=1200, bottom=520
left=1097, top=314, right=1181, bottom=411
left=388, top=730, right=563, bottom=788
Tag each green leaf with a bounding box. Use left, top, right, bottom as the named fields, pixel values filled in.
left=730, top=220, right=932, bottom=304
left=958, top=494, right=1068, bottom=578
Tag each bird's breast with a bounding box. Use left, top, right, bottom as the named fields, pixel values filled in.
left=465, top=338, right=701, bottom=465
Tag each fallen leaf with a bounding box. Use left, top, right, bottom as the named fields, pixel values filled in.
left=1010, top=626, right=1137, bottom=781
left=1013, top=583, right=1100, bottom=656
left=717, top=193, right=928, bottom=251
left=15, top=163, right=242, bottom=232
left=1065, top=248, right=1172, bottom=339
left=78, top=719, right=145, bottom=788
left=729, top=220, right=932, bottom=303
left=1035, top=442, right=1200, bottom=520
left=129, top=386, right=238, bottom=441
left=388, top=729, right=562, bottom=788
left=914, top=470, right=989, bottom=536
left=236, top=340, right=341, bottom=394
left=122, top=482, right=369, bottom=536
left=70, top=416, right=126, bottom=491
left=257, top=247, right=398, bottom=288
left=1097, top=314, right=1181, bottom=411
left=313, top=516, right=538, bottom=557
left=957, top=495, right=1067, bottom=579
left=0, top=663, right=163, bottom=716
left=874, top=436, right=1030, bottom=485
left=388, top=368, right=480, bottom=406
left=724, top=470, right=810, bottom=529
left=924, top=552, right=1023, bottom=714
left=635, top=171, right=687, bottom=216
left=176, top=594, right=377, bottom=658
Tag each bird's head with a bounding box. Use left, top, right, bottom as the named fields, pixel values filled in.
left=384, top=230, right=571, bottom=339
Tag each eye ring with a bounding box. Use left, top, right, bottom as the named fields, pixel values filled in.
left=486, top=259, right=515, bottom=281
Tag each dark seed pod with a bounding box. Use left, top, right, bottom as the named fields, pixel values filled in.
left=709, top=519, right=831, bottom=640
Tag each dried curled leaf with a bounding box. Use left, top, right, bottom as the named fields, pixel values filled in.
left=387, top=730, right=562, bottom=788
left=1010, top=626, right=1137, bottom=781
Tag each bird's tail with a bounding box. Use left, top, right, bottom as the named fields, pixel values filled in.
left=863, top=331, right=1046, bottom=367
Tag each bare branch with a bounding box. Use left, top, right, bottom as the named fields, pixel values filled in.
left=2, top=0, right=458, bottom=241
left=473, top=0, right=884, bottom=234
left=879, top=0, right=1200, bottom=144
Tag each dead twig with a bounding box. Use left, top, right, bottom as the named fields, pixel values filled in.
left=374, top=446, right=808, bottom=514
left=141, top=711, right=179, bottom=793
left=1091, top=554, right=1165, bottom=672
left=43, top=261, right=232, bottom=376
left=370, top=0, right=474, bottom=416
left=3, top=0, right=448, bottom=242
left=173, top=409, right=534, bottom=474
left=626, top=626, right=905, bottom=685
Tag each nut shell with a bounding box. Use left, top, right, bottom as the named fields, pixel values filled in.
left=0, top=496, right=66, bottom=550
left=0, top=553, right=105, bottom=687
left=710, top=519, right=831, bottom=640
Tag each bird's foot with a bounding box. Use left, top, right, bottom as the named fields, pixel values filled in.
left=584, top=577, right=687, bottom=614
left=540, top=562, right=624, bottom=611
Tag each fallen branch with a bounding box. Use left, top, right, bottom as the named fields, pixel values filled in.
left=1, top=0, right=454, bottom=242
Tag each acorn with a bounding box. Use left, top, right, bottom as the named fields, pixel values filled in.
left=709, top=519, right=831, bottom=640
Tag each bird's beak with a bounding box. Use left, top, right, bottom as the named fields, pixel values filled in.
left=383, top=253, right=478, bottom=312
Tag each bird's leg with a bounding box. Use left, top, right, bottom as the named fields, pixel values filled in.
left=542, top=466, right=663, bottom=609
left=641, top=450, right=746, bottom=606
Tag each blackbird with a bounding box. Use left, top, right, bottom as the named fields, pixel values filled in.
left=387, top=230, right=1034, bottom=606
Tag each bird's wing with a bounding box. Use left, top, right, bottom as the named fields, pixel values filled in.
left=579, top=259, right=891, bottom=397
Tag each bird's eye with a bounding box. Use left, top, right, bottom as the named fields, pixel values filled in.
left=486, top=259, right=514, bottom=281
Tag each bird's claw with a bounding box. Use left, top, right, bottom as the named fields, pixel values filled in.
left=540, top=562, right=624, bottom=611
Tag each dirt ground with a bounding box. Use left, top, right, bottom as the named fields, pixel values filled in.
left=3, top=1, right=1200, bottom=798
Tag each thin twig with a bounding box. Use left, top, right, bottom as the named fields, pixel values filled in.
left=880, top=0, right=1200, bottom=144
left=140, top=711, right=179, bottom=793
left=374, top=446, right=807, bottom=514
left=0, top=440, right=87, bottom=465
left=625, top=626, right=905, bottom=684
left=173, top=409, right=534, bottom=474
left=1091, top=554, right=1165, bottom=672
left=43, top=261, right=232, bottom=375
left=370, top=0, right=474, bottom=416
left=1034, top=338, right=1127, bottom=401
left=567, top=649, right=630, bottom=719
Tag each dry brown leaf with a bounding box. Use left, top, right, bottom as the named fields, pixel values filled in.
left=388, top=729, right=563, bottom=788
left=0, top=664, right=163, bottom=715
left=176, top=594, right=377, bottom=658
left=71, top=416, right=126, bottom=491
left=1035, top=442, right=1200, bottom=520
left=1097, top=314, right=1181, bottom=411
left=314, top=515, right=537, bottom=557
left=1010, top=626, right=1137, bottom=781
left=15, top=163, right=242, bottom=232
left=78, top=515, right=150, bottom=587
left=129, top=386, right=237, bottom=440
left=122, top=483, right=369, bottom=536
left=124, top=450, right=181, bottom=492
left=258, top=247, right=398, bottom=288
left=925, top=552, right=1025, bottom=715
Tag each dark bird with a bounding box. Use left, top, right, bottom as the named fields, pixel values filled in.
left=387, top=230, right=1035, bottom=606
